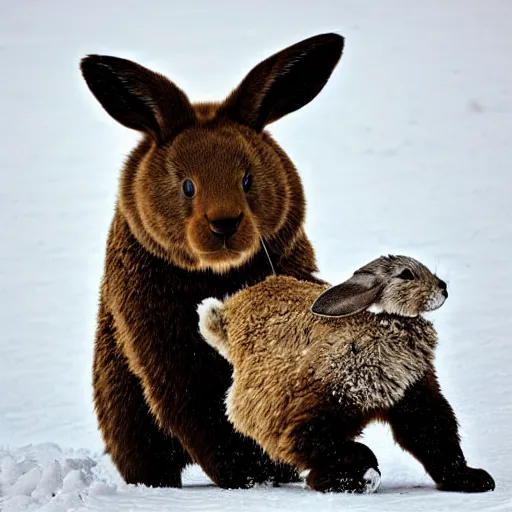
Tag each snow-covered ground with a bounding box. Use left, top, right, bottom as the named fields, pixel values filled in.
left=1, top=1, right=511, bottom=510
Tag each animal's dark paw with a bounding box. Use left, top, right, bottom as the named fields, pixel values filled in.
left=215, top=463, right=267, bottom=489
left=212, top=447, right=277, bottom=489
left=269, top=462, right=302, bottom=485
left=438, top=467, right=495, bottom=493
left=215, top=451, right=300, bottom=489
left=307, top=466, right=381, bottom=493
left=306, top=441, right=381, bottom=493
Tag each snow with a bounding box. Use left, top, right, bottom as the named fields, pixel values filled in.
left=0, top=0, right=511, bottom=511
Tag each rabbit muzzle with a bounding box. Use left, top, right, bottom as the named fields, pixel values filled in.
left=187, top=208, right=259, bottom=272
left=208, top=213, right=244, bottom=239
left=425, top=287, right=448, bottom=312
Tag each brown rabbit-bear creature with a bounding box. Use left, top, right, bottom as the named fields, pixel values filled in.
left=80, top=33, right=344, bottom=488
left=198, top=256, right=495, bottom=494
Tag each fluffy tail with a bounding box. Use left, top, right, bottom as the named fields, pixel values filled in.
left=197, top=298, right=230, bottom=360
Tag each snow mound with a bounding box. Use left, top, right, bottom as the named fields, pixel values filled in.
left=0, top=444, right=116, bottom=512
left=1, top=443, right=509, bottom=512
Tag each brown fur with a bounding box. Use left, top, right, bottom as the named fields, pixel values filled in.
left=200, top=276, right=438, bottom=468
left=199, top=257, right=495, bottom=493
left=81, top=33, right=344, bottom=488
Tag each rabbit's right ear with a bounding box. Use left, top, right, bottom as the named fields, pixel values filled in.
left=222, top=33, right=344, bottom=131
left=80, top=55, right=195, bottom=144
left=311, top=273, right=384, bottom=318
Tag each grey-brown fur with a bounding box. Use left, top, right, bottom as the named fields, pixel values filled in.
left=198, top=255, right=495, bottom=493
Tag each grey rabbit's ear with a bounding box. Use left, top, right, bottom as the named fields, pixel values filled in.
left=222, top=33, right=344, bottom=131
left=311, top=273, right=384, bottom=318
left=80, top=55, right=195, bottom=144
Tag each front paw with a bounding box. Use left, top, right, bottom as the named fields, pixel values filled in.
left=306, top=441, right=381, bottom=493
left=307, top=466, right=381, bottom=494
left=438, top=467, right=495, bottom=493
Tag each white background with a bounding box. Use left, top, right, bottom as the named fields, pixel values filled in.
left=0, top=1, right=510, bottom=510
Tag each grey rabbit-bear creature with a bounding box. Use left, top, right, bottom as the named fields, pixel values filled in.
left=198, top=255, right=495, bottom=493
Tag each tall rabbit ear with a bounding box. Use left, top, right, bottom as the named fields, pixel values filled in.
left=311, top=273, right=384, bottom=318
left=222, top=33, right=344, bottom=131
left=80, top=55, right=195, bottom=144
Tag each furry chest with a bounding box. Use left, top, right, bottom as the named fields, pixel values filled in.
left=320, top=319, right=437, bottom=411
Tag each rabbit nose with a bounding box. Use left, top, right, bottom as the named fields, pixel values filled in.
left=438, top=279, right=448, bottom=298
left=209, top=214, right=243, bottom=239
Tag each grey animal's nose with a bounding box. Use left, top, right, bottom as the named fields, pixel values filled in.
left=438, top=279, right=448, bottom=298
left=209, top=214, right=243, bottom=239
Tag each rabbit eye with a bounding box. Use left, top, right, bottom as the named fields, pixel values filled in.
left=242, top=173, right=252, bottom=193
left=398, top=268, right=415, bottom=280
left=182, top=179, right=196, bottom=198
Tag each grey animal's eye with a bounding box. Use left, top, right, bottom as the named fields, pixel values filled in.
left=398, top=268, right=415, bottom=280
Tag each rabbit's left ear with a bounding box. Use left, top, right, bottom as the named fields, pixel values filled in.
left=222, top=33, right=344, bottom=131
left=311, top=273, right=383, bottom=318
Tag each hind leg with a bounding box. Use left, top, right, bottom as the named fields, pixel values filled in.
left=290, top=411, right=380, bottom=493
left=387, top=372, right=495, bottom=493
left=94, top=314, right=192, bottom=487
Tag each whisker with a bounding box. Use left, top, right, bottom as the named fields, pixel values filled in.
left=260, top=237, right=276, bottom=276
